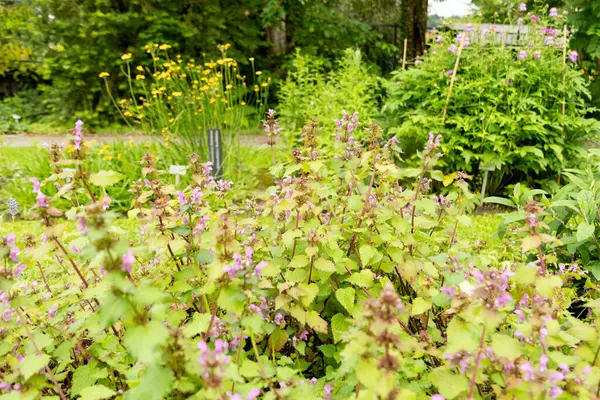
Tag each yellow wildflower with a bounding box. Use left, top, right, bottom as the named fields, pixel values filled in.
left=255, top=71, right=262, bottom=75
left=249, top=57, right=255, bottom=62
left=136, top=74, right=145, bottom=80
left=136, top=65, right=144, bottom=72
left=172, top=92, right=182, bottom=97
left=136, top=114, right=144, bottom=120
left=159, top=44, right=171, bottom=50
left=98, top=72, right=110, bottom=78
left=254, top=85, right=259, bottom=92
left=226, top=84, right=233, bottom=89
left=121, top=53, right=132, bottom=60
left=104, top=155, right=113, bottom=161
left=123, top=111, right=133, bottom=117
left=261, top=82, right=268, bottom=87
left=241, top=101, right=246, bottom=106
left=209, top=98, right=217, bottom=104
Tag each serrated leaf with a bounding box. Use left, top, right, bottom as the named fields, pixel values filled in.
left=335, top=287, right=355, bottom=314
left=314, top=258, right=336, bottom=272
left=20, top=354, right=50, bottom=380
left=123, top=321, right=169, bottom=365
left=89, top=170, right=124, bottom=187
left=195, top=249, right=214, bottom=265
left=411, top=297, right=432, bottom=315
left=359, top=245, right=377, bottom=266
left=80, top=385, right=116, bottom=400
left=490, top=334, right=521, bottom=360
left=331, top=313, right=351, bottom=343
left=429, top=367, right=468, bottom=399
left=124, top=365, right=174, bottom=400
left=306, top=310, right=328, bottom=333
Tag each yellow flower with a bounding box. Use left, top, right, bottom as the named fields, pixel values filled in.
left=136, top=74, right=145, bottom=80
left=255, top=71, right=262, bottom=75
left=98, top=72, right=110, bottom=78
left=261, top=82, right=268, bottom=87
left=123, top=111, right=133, bottom=117
left=254, top=85, right=259, bottom=92
left=83, top=141, right=91, bottom=148
left=136, top=114, right=144, bottom=120
left=117, top=154, right=122, bottom=159
left=103, top=155, right=113, bottom=161
left=241, top=101, right=246, bottom=106
left=249, top=57, right=255, bottom=62
left=136, top=65, right=144, bottom=72
left=226, top=84, right=233, bottom=89
left=159, top=44, right=171, bottom=50
left=172, top=92, right=182, bottom=97
left=121, top=53, right=132, bottom=60
left=209, top=98, right=217, bottom=104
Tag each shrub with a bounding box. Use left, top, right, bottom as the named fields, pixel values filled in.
left=2, top=113, right=600, bottom=399
left=382, top=13, right=599, bottom=191
left=278, top=49, right=379, bottom=140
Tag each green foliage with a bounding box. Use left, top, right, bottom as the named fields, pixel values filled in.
left=382, top=15, right=599, bottom=191
left=3, top=111, right=600, bottom=398
left=278, top=49, right=379, bottom=138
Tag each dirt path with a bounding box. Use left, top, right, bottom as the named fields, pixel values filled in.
left=1, top=133, right=270, bottom=148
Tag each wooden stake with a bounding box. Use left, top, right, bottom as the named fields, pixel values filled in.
left=402, top=38, right=408, bottom=70
left=442, top=33, right=467, bottom=124
left=501, top=31, right=506, bottom=48
left=561, top=24, right=568, bottom=136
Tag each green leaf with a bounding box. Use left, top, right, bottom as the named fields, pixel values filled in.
left=240, top=360, right=260, bottom=378
left=71, top=364, right=96, bottom=395
left=89, top=170, right=124, bottom=187
left=482, top=196, right=516, bottom=208
left=282, top=230, right=302, bottom=248
left=195, top=249, right=214, bottom=265
left=335, top=287, right=355, bottom=314
left=80, top=385, right=116, bottom=400
left=306, top=310, right=328, bottom=334
left=490, top=334, right=521, bottom=360
left=123, top=321, right=169, bottom=364
left=359, top=244, right=377, bottom=265
left=124, top=365, right=174, bottom=400
left=577, top=222, right=595, bottom=242
left=411, top=297, right=432, bottom=315
left=20, top=354, right=50, bottom=380
left=314, top=257, right=336, bottom=272
left=429, top=367, right=469, bottom=399
left=331, top=313, right=351, bottom=343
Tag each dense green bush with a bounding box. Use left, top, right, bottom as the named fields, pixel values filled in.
left=278, top=49, right=379, bottom=140
left=382, top=12, right=599, bottom=191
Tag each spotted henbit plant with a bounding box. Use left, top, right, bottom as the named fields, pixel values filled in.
left=0, top=114, right=599, bottom=399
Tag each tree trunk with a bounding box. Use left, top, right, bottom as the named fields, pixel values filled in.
left=266, top=14, right=286, bottom=55
left=402, top=0, right=428, bottom=62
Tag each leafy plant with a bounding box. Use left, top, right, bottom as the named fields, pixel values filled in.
left=382, top=10, right=599, bottom=191
left=2, top=112, right=600, bottom=399
left=278, top=49, right=379, bottom=140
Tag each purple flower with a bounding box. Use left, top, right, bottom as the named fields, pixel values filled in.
left=13, top=264, right=26, bottom=277
left=77, top=217, right=88, bottom=235
left=431, top=395, right=445, bottom=400
left=122, top=250, right=135, bottom=273
left=531, top=15, right=539, bottom=23
left=466, top=23, right=472, bottom=33
left=549, top=371, right=564, bottom=383
left=324, top=384, right=332, bottom=400
left=540, top=354, right=548, bottom=372
left=582, top=365, right=592, bottom=376
left=545, top=37, right=555, bottom=45
left=246, top=389, right=261, bottom=400
left=30, top=178, right=40, bottom=193
left=514, top=309, right=525, bottom=321
left=534, top=50, right=541, bottom=59
left=70, top=246, right=80, bottom=253
left=549, top=7, right=558, bottom=17
left=274, top=313, right=284, bottom=326
left=48, top=305, right=58, bottom=318
left=255, top=261, right=267, bottom=277
left=9, top=246, right=20, bottom=262
left=446, top=70, right=454, bottom=76
left=175, top=191, right=186, bottom=206
left=298, top=330, right=309, bottom=340
left=440, top=286, right=456, bottom=299
left=6, top=234, right=16, bottom=247
left=102, top=196, right=111, bottom=210
left=518, top=50, right=528, bottom=60
left=36, top=192, right=49, bottom=208
left=435, top=35, right=442, bottom=43
left=519, top=361, right=535, bottom=381
left=448, top=44, right=457, bottom=53
left=568, top=50, right=578, bottom=63
left=519, top=2, right=526, bottom=11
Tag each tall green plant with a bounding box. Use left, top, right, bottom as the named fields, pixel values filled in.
left=278, top=49, right=379, bottom=138
left=382, top=10, right=599, bottom=190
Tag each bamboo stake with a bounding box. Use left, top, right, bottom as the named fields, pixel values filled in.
left=501, top=31, right=506, bottom=48
left=561, top=24, right=568, bottom=136
left=402, top=38, right=408, bottom=70
left=442, top=33, right=467, bottom=124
